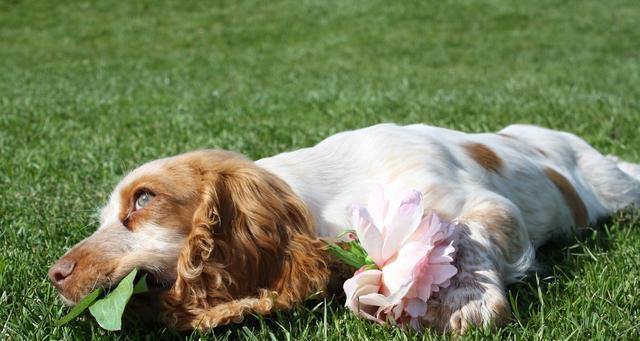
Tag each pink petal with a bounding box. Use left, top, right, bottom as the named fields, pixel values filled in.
left=381, top=245, right=423, bottom=294
left=408, top=211, right=445, bottom=245
left=423, top=264, right=457, bottom=286
left=354, top=284, right=384, bottom=302
left=358, top=292, right=392, bottom=307
left=350, top=206, right=384, bottom=265
left=381, top=190, right=424, bottom=260
left=343, top=269, right=382, bottom=305
left=391, top=303, right=405, bottom=320
left=405, top=298, right=428, bottom=318
left=353, top=269, right=383, bottom=286
left=379, top=302, right=405, bottom=321
left=344, top=270, right=387, bottom=322
left=354, top=300, right=385, bottom=324
left=415, top=275, right=434, bottom=301
left=381, top=241, right=437, bottom=304
left=428, top=242, right=456, bottom=264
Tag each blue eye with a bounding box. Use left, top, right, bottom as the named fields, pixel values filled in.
left=135, top=192, right=154, bottom=210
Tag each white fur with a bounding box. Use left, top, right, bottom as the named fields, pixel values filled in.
left=257, top=123, right=640, bottom=282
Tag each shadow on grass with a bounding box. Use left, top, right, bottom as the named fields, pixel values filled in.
left=505, top=207, right=640, bottom=328
left=108, top=292, right=351, bottom=340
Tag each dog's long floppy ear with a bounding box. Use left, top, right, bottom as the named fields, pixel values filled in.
left=161, top=158, right=332, bottom=330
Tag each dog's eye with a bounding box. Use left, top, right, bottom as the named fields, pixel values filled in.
left=135, top=192, right=154, bottom=210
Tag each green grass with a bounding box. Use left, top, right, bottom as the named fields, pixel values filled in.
left=1, top=0, right=640, bottom=339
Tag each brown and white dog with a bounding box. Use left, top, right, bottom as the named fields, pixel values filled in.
left=48, top=123, right=640, bottom=333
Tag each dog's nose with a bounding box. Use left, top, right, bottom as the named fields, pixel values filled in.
left=48, top=259, right=76, bottom=286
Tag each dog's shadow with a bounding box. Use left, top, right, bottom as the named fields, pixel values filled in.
left=505, top=207, right=640, bottom=327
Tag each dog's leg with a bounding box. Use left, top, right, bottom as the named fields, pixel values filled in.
left=607, top=155, right=640, bottom=182
left=424, top=195, right=533, bottom=334
left=568, top=138, right=640, bottom=211
left=499, top=124, right=640, bottom=213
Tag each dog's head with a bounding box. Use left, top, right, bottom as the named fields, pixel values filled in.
left=48, top=150, right=333, bottom=329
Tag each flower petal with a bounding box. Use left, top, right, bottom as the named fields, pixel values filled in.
left=352, top=269, right=383, bottom=286
left=382, top=241, right=430, bottom=296
left=416, top=276, right=434, bottom=301
left=344, top=269, right=382, bottom=307
left=423, top=264, right=458, bottom=286
left=389, top=302, right=405, bottom=320
left=408, top=211, right=446, bottom=245
left=428, top=242, right=456, bottom=264
left=405, top=298, right=428, bottom=318
left=350, top=206, right=384, bottom=265
left=358, top=292, right=392, bottom=307
left=414, top=266, right=455, bottom=301
left=381, top=190, right=424, bottom=260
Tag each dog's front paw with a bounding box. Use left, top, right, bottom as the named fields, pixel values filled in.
left=425, top=277, right=511, bottom=334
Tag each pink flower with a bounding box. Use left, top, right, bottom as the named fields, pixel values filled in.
left=343, top=185, right=457, bottom=330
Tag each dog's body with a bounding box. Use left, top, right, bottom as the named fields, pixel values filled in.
left=260, top=123, right=635, bottom=242
left=49, top=123, right=640, bottom=333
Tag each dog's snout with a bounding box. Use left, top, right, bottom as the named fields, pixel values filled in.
left=48, top=259, right=76, bottom=286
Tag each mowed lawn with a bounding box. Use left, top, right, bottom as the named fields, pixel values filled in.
left=1, top=0, right=640, bottom=339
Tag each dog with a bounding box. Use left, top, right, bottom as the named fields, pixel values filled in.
left=48, top=123, right=640, bottom=333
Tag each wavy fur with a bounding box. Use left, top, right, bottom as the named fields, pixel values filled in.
left=160, top=158, right=332, bottom=329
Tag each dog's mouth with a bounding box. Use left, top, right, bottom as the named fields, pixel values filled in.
left=62, top=271, right=174, bottom=305
left=136, top=270, right=174, bottom=292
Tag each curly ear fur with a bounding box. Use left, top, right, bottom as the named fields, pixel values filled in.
left=161, top=158, right=333, bottom=330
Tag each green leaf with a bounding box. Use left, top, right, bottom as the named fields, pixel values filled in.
left=132, top=273, right=148, bottom=294
left=56, top=268, right=149, bottom=330
left=55, top=288, right=103, bottom=326
left=326, top=242, right=369, bottom=269
left=88, top=268, right=138, bottom=331
left=349, top=242, right=369, bottom=259
left=55, top=268, right=148, bottom=330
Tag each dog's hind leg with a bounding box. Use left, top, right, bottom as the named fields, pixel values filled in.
left=424, top=193, right=533, bottom=334
left=566, top=136, right=640, bottom=212
left=606, top=155, right=640, bottom=183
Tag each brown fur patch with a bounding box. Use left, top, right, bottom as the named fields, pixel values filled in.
left=544, top=168, right=589, bottom=227
left=161, top=155, right=333, bottom=330
left=460, top=202, right=523, bottom=262
left=463, top=143, right=503, bottom=173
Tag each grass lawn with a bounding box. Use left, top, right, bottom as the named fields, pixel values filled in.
left=1, top=0, right=640, bottom=339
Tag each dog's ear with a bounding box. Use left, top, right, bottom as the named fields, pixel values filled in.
left=161, top=159, right=331, bottom=330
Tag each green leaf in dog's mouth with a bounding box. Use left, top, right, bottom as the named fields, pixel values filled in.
left=56, top=268, right=149, bottom=331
